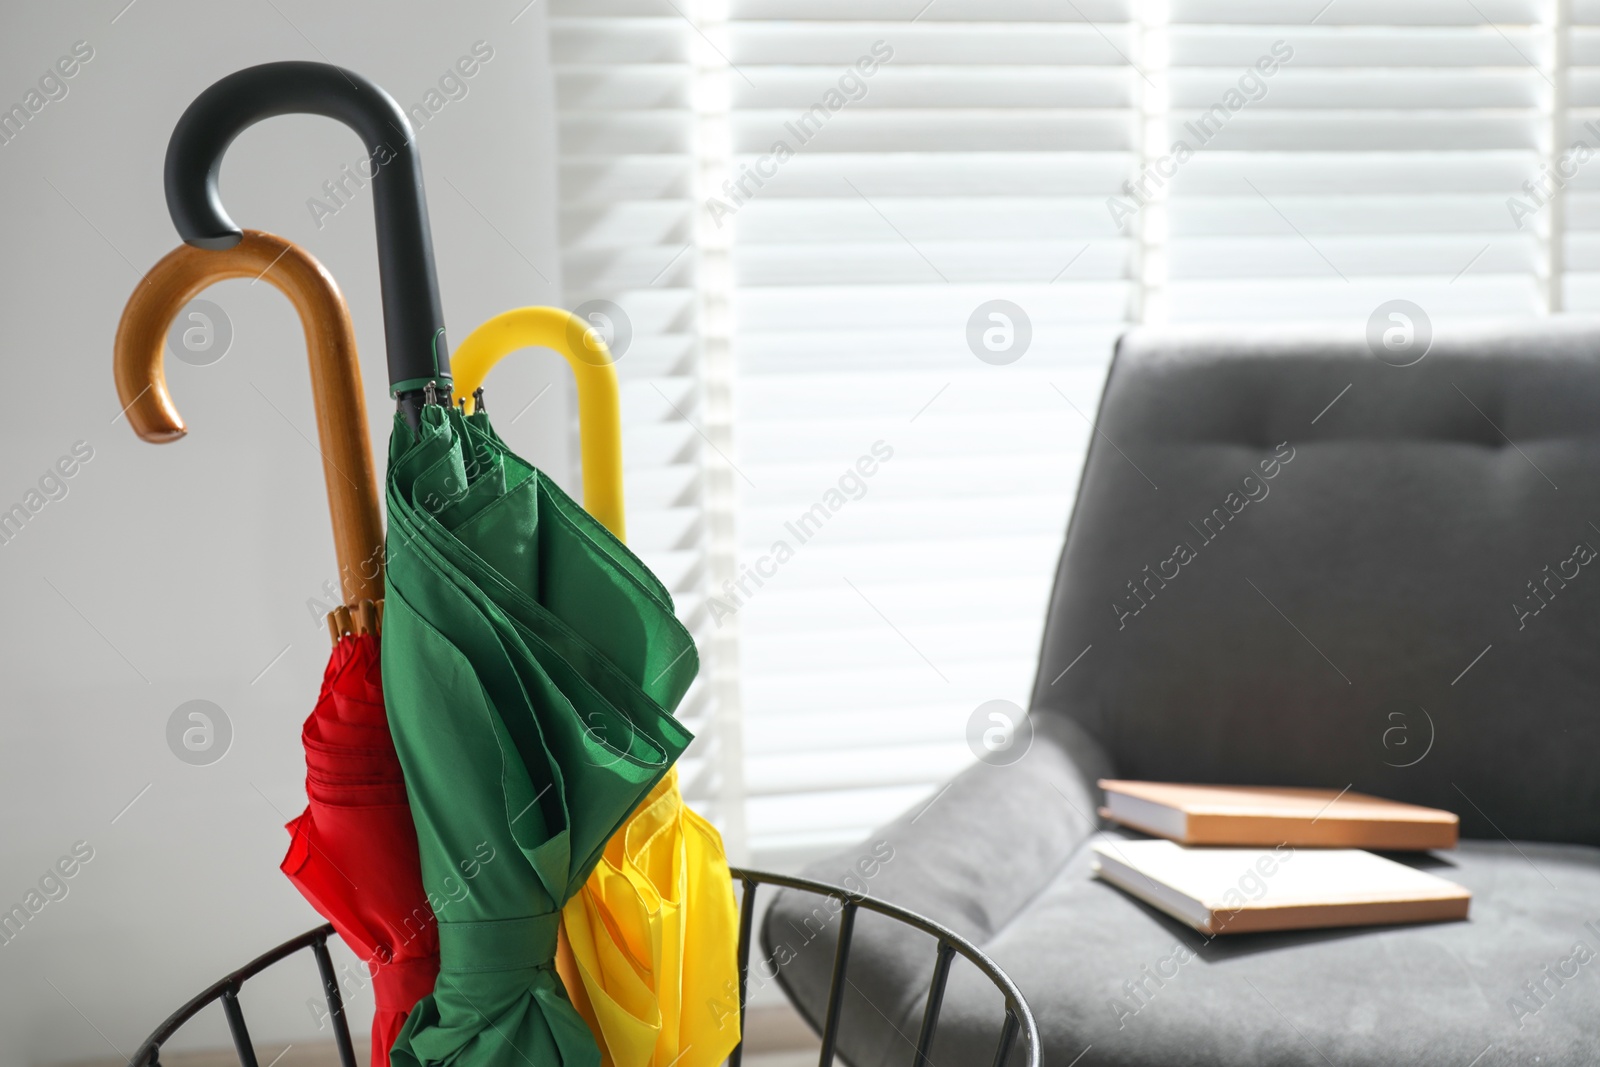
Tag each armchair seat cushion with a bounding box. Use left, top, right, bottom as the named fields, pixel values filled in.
left=983, top=836, right=1600, bottom=1067
left=766, top=717, right=1600, bottom=1067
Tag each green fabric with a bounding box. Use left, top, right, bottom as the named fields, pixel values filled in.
left=381, top=404, right=696, bottom=1067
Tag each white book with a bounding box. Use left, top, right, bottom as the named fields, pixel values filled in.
left=1092, top=839, right=1471, bottom=935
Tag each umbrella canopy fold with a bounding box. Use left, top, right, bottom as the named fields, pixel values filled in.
left=284, top=627, right=441, bottom=1057
left=384, top=402, right=696, bottom=1067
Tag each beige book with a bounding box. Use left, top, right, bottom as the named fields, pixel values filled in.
left=1098, top=780, right=1459, bottom=850
left=1092, top=839, right=1471, bottom=935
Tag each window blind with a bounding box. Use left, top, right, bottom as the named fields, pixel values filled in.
left=1158, top=0, right=1558, bottom=325
left=1569, top=0, right=1600, bottom=308
left=722, top=0, right=1136, bottom=867
left=549, top=0, right=747, bottom=852
left=550, top=0, right=1584, bottom=870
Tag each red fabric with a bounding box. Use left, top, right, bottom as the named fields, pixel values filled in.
left=281, top=633, right=439, bottom=1066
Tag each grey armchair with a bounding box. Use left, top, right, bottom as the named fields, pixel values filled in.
left=765, top=321, right=1600, bottom=1066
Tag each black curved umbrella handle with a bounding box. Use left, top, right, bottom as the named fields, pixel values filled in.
left=165, top=61, right=449, bottom=420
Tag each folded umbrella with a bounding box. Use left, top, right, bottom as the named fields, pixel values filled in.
left=453, top=307, right=741, bottom=1067
left=164, top=62, right=704, bottom=1067
left=114, top=228, right=438, bottom=1066
left=381, top=396, right=697, bottom=1067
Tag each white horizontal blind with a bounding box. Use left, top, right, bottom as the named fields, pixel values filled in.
left=549, top=0, right=1582, bottom=870
left=1158, top=0, right=1559, bottom=324
left=1568, top=0, right=1600, bottom=309
left=721, top=0, right=1138, bottom=866
left=548, top=0, right=743, bottom=841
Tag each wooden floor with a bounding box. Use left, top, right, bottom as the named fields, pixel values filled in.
left=73, top=1004, right=824, bottom=1067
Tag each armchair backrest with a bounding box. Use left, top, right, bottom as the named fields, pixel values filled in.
left=1029, top=321, right=1600, bottom=846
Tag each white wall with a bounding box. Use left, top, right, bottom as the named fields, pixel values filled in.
left=0, top=2, right=569, bottom=1062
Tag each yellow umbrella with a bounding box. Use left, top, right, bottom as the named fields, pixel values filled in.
left=452, top=307, right=741, bottom=1067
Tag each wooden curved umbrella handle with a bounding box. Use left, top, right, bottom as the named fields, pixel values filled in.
left=450, top=307, right=626, bottom=541
left=113, top=230, right=385, bottom=626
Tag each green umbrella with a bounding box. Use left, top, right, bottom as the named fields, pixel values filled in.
left=164, top=61, right=700, bottom=1067
left=382, top=398, right=697, bottom=1067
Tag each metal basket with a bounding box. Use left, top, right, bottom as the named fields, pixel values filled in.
left=127, top=867, right=1040, bottom=1067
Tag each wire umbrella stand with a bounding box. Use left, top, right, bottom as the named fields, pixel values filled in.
left=126, top=867, right=1041, bottom=1067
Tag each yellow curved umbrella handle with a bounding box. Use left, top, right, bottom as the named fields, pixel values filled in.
left=451, top=307, right=626, bottom=541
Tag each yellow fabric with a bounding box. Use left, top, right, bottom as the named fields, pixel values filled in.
left=560, top=769, right=742, bottom=1067
left=454, top=306, right=742, bottom=1067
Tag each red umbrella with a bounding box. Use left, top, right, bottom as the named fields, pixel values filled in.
left=283, top=623, right=440, bottom=1057
left=114, top=230, right=438, bottom=1067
